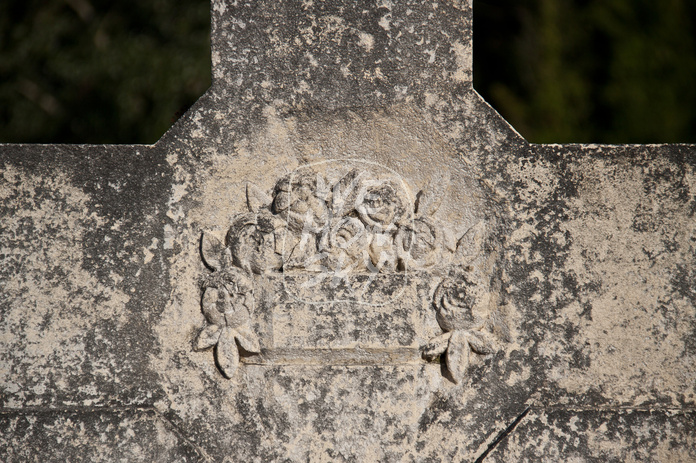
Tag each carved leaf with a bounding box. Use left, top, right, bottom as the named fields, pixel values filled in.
left=233, top=325, right=261, bottom=354
left=216, top=327, right=239, bottom=379
left=489, top=308, right=512, bottom=343
left=413, top=190, right=425, bottom=215
left=466, top=330, right=495, bottom=355
left=330, top=169, right=364, bottom=216
left=195, top=324, right=222, bottom=350
left=446, top=330, right=470, bottom=384
left=246, top=183, right=271, bottom=212
left=414, top=172, right=449, bottom=217
left=454, top=221, right=486, bottom=265
left=442, top=228, right=459, bottom=252
left=422, top=331, right=452, bottom=359
left=201, top=232, right=225, bottom=271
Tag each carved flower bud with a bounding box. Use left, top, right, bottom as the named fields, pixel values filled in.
left=223, top=267, right=254, bottom=292
left=356, top=180, right=408, bottom=232
left=201, top=268, right=253, bottom=326
left=433, top=272, right=489, bottom=331
left=224, top=303, right=252, bottom=329
left=221, top=269, right=254, bottom=308
left=226, top=212, right=283, bottom=274
left=272, top=171, right=329, bottom=233
left=395, top=218, right=442, bottom=270
left=201, top=287, right=227, bottom=326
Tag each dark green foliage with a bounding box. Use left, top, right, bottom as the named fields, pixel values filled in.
left=0, top=0, right=210, bottom=144
left=474, top=0, right=696, bottom=143
left=1, top=1, right=694, bottom=143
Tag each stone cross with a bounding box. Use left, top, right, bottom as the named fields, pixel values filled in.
left=2, top=1, right=694, bottom=461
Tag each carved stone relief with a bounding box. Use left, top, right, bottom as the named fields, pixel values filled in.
left=197, top=162, right=509, bottom=383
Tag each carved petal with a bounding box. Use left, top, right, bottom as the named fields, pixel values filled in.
left=201, top=232, right=225, bottom=271
left=446, top=330, right=470, bottom=384
left=421, top=331, right=452, bottom=359
left=233, top=325, right=261, bottom=354
left=195, top=324, right=222, bottom=350
left=216, top=327, right=239, bottom=379
left=467, top=330, right=495, bottom=355
left=246, top=182, right=272, bottom=212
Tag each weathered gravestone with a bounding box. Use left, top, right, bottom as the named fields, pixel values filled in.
left=1, top=1, right=695, bottom=461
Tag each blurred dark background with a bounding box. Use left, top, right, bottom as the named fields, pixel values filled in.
left=474, top=0, right=696, bottom=143
left=0, top=0, right=211, bottom=144
left=1, top=0, right=694, bottom=144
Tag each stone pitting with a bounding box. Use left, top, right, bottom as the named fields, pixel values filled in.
left=1, top=1, right=694, bottom=461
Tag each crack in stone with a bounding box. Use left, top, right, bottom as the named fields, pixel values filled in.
left=0, top=406, right=213, bottom=462
left=153, top=409, right=214, bottom=463
left=473, top=406, right=531, bottom=463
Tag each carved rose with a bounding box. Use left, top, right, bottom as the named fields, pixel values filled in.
left=394, top=218, right=442, bottom=270
left=272, top=171, right=329, bottom=234
left=196, top=167, right=506, bottom=382
left=195, top=268, right=260, bottom=378
left=226, top=211, right=283, bottom=274
left=422, top=271, right=497, bottom=384
left=320, top=216, right=371, bottom=272
left=432, top=272, right=489, bottom=331
left=356, top=180, right=408, bottom=231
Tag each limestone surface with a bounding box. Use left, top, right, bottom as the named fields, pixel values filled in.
left=1, top=1, right=694, bottom=461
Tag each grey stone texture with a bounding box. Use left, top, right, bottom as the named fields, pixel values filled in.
left=1, top=1, right=694, bottom=461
